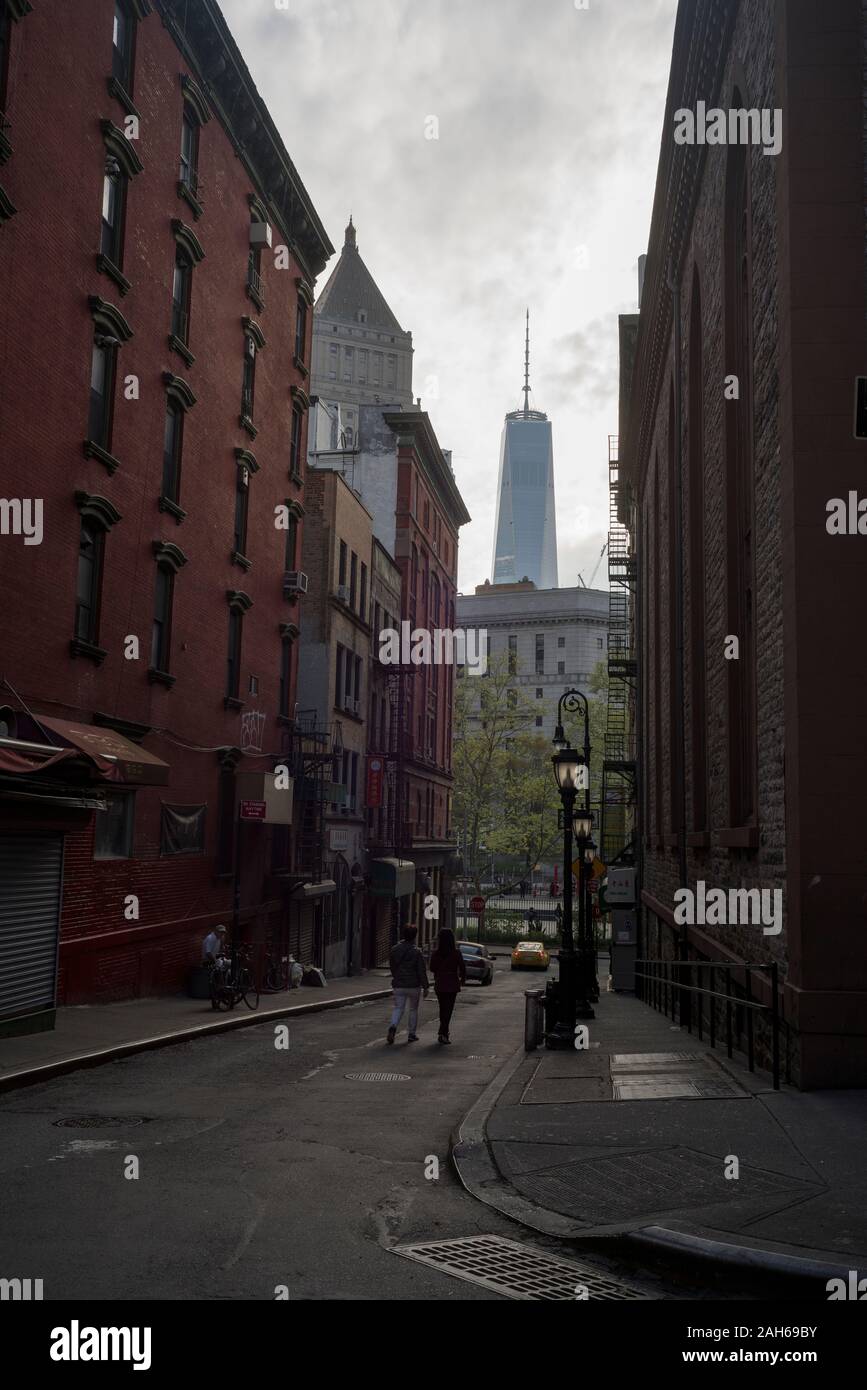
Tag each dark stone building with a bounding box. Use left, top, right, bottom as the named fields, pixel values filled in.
left=620, top=0, right=867, bottom=1087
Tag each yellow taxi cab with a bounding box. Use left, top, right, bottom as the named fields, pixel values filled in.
left=511, top=940, right=550, bottom=971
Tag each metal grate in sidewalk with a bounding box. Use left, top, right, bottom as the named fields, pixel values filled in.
left=392, top=1234, right=655, bottom=1300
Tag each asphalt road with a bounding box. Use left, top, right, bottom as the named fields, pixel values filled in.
left=0, top=956, right=683, bottom=1302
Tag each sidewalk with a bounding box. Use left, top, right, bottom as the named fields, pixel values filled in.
left=0, top=971, right=392, bottom=1093
left=453, top=984, right=867, bottom=1283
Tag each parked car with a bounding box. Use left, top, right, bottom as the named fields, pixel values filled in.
left=511, top=940, right=550, bottom=971
left=457, top=941, right=495, bottom=985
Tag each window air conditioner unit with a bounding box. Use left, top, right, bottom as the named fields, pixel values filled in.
left=336, top=584, right=350, bottom=603
left=283, top=571, right=308, bottom=596
left=250, top=221, right=272, bottom=248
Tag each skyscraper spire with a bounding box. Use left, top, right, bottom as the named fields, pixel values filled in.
left=523, top=307, right=530, bottom=416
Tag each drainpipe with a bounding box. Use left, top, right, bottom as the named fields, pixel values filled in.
left=667, top=260, right=689, bottom=896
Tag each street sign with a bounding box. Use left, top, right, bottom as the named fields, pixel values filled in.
left=606, top=867, right=636, bottom=905
left=470, top=895, right=485, bottom=913
left=239, top=800, right=267, bottom=820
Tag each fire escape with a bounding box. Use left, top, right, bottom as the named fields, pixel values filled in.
left=286, top=709, right=343, bottom=880
left=601, top=435, right=637, bottom=865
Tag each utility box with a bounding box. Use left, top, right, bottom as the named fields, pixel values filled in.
left=611, top=909, right=637, bottom=991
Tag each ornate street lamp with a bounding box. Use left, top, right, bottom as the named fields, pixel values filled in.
left=548, top=690, right=595, bottom=1047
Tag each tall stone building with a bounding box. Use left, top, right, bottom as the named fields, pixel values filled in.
left=456, top=582, right=608, bottom=745
left=621, top=0, right=867, bottom=1088
left=310, top=217, right=414, bottom=446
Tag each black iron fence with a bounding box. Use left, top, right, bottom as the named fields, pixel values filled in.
left=636, top=956, right=787, bottom=1090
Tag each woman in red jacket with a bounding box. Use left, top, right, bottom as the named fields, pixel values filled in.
left=428, top=928, right=467, bottom=1044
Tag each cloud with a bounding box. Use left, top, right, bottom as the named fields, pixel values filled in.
left=220, top=0, right=677, bottom=594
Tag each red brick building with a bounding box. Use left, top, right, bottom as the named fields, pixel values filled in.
left=0, top=0, right=332, bottom=1030
left=620, top=0, right=867, bottom=1086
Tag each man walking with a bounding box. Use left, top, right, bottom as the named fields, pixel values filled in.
left=387, top=924, right=428, bottom=1044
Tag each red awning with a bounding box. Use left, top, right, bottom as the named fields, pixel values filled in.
left=33, top=716, right=170, bottom=786
left=0, top=745, right=80, bottom=776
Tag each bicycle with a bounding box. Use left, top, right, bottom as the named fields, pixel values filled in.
left=208, top=945, right=260, bottom=1011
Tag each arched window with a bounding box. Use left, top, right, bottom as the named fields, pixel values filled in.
left=667, top=382, right=683, bottom=838
left=687, top=266, right=708, bottom=832
left=724, top=92, right=757, bottom=829
left=72, top=492, right=122, bottom=662
left=150, top=542, right=187, bottom=681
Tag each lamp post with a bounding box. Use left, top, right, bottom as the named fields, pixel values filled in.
left=549, top=689, right=595, bottom=1046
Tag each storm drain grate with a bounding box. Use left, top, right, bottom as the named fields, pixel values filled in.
left=344, top=1072, right=410, bottom=1082
left=393, top=1234, right=654, bottom=1300
left=53, top=1116, right=150, bottom=1128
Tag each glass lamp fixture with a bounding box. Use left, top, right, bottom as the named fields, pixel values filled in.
left=552, top=746, right=582, bottom=791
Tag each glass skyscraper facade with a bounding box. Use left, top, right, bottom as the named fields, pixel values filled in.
left=491, top=408, right=559, bottom=589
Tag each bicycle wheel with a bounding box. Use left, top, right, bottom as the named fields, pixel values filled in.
left=239, top=968, right=259, bottom=1010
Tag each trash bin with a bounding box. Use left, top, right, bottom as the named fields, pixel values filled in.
left=524, top=988, right=545, bottom=1051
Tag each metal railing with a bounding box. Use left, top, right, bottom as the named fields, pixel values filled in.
left=635, top=956, right=786, bottom=1089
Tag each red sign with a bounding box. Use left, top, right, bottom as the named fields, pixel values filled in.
left=470, top=896, right=485, bottom=913
left=366, top=756, right=384, bottom=808
left=239, top=800, right=267, bottom=820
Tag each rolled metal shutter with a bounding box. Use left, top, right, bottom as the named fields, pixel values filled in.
left=0, top=835, right=63, bottom=1019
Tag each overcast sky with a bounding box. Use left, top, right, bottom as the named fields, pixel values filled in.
left=221, top=0, right=678, bottom=595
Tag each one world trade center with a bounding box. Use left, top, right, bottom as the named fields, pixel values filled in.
left=490, top=312, right=559, bottom=589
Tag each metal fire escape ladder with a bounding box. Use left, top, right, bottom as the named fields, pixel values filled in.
left=601, top=436, right=637, bottom=866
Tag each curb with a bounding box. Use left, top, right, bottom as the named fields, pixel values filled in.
left=450, top=1044, right=864, bottom=1285
left=0, top=988, right=392, bottom=1095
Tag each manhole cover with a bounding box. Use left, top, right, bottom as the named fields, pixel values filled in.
left=53, top=1116, right=149, bottom=1128
left=393, top=1235, right=653, bottom=1300
left=344, top=1072, right=410, bottom=1082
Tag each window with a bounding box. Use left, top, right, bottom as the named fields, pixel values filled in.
left=76, top=520, right=104, bottom=645
left=354, top=655, right=362, bottom=704
left=358, top=349, right=367, bottom=383
left=557, top=636, right=565, bottom=648
left=350, top=551, right=357, bottom=609
left=536, top=688, right=543, bottom=699
left=557, top=660, right=565, bottom=675
left=0, top=4, right=11, bottom=112
left=95, top=791, right=135, bottom=860
left=688, top=266, right=708, bottom=831
left=597, top=637, right=603, bottom=648
left=535, top=633, right=545, bottom=674
left=289, top=405, right=303, bottom=477
left=344, top=648, right=353, bottom=706
left=151, top=564, right=174, bottom=672
left=423, top=499, right=430, bottom=531
left=342, top=346, right=353, bottom=382
left=233, top=467, right=249, bottom=558
left=111, top=1, right=134, bottom=91
left=508, top=635, right=517, bottom=675
left=241, top=334, right=256, bottom=423
left=328, top=343, right=338, bottom=380
left=535, top=716, right=543, bottom=728
left=285, top=509, right=298, bottom=570
left=335, top=645, right=344, bottom=708
left=216, top=766, right=236, bottom=873
left=372, top=352, right=382, bottom=385
left=171, top=247, right=192, bottom=345
left=88, top=337, right=116, bottom=449
left=294, top=296, right=307, bottom=362
left=507, top=689, right=517, bottom=709
left=279, top=634, right=293, bottom=717
left=339, top=541, right=347, bottom=588
left=100, top=165, right=126, bottom=267
left=386, top=353, right=396, bottom=387
left=162, top=399, right=183, bottom=504
left=359, top=563, right=367, bottom=622
left=160, top=804, right=206, bottom=856
left=225, top=597, right=250, bottom=702
left=179, top=107, right=200, bottom=198
left=247, top=244, right=262, bottom=303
